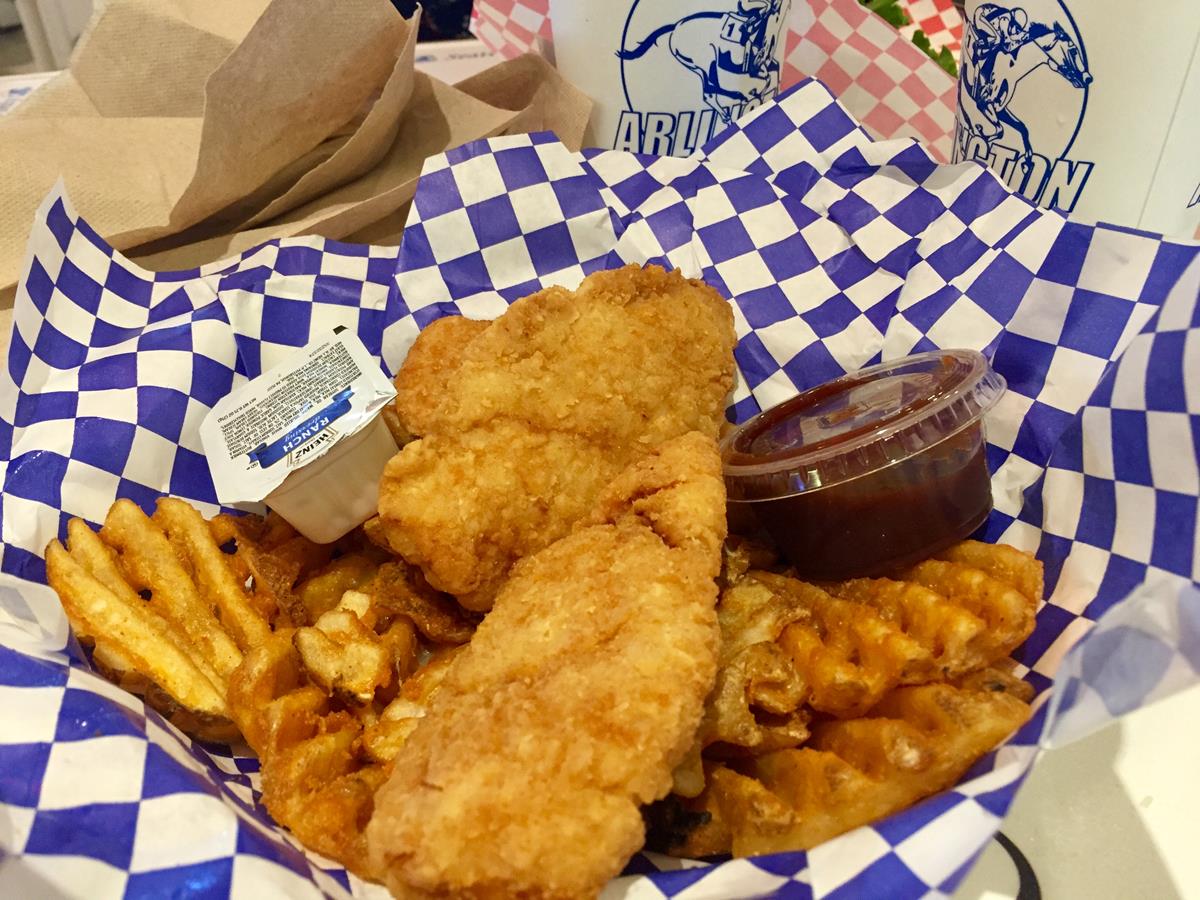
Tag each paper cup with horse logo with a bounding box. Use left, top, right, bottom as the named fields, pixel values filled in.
left=548, top=0, right=792, bottom=155
left=954, top=0, right=1200, bottom=237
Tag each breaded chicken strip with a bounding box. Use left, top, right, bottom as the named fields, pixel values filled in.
left=393, top=315, right=489, bottom=436
left=379, top=265, right=735, bottom=609
left=366, top=433, right=726, bottom=900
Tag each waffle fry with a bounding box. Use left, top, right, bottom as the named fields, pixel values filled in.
left=295, top=553, right=382, bottom=622
left=46, top=493, right=478, bottom=877
left=46, top=500, right=275, bottom=740
left=739, top=543, right=1041, bottom=718
left=372, top=562, right=478, bottom=645
left=47, top=482, right=1042, bottom=883
left=720, top=535, right=780, bottom=587
left=45, top=522, right=234, bottom=740
left=697, top=573, right=810, bottom=756
left=665, top=678, right=1032, bottom=857
left=819, top=576, right=991, bottom=679
left=897, top=556, right=1038, bottom=663
left=934, top=540, right=1044, bottom=607
left=655, top=540, right=1042, bottom=851
left=229, top=630, right=462, bottom=877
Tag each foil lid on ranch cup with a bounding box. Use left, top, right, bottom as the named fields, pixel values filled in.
left=199, top=328, right=398, bottom=543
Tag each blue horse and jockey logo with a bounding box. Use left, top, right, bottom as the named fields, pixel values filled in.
left=612, top=0, right=790, bottom=155
left=954, top=3, right=1096, bottom=212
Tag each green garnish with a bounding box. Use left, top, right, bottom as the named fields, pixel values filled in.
left=860, top=0, right=910, bottom=29
left=859, top=1, right=959, bottom=77
left=911, top=29, right=959, bottom=76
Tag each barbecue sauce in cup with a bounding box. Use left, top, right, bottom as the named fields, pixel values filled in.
left=722, top=350, right=1005, bottom=580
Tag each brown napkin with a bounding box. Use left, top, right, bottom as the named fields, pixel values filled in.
left=2, top=0, right=592, bottom=297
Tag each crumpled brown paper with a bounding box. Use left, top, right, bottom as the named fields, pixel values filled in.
left=0, top=0, right=591, bottom=299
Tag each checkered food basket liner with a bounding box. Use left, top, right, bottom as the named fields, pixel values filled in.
left=3, top=79, right=1200, bottom=899
left=471, top=0, right=960, bottom=159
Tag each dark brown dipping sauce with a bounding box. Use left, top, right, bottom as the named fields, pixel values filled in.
left=721, top=350, right=1005, bottom=581
left=732, top=424, right=992, bottom=580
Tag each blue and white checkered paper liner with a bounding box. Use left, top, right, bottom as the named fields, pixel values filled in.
left=3, top=79, right=1200, bottom=899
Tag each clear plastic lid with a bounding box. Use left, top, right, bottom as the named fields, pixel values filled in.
left=722, top=349, right=1006, bottom=501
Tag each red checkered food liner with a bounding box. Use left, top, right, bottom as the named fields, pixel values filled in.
left=899, top=0, right=964, bottom=54
left=471, top=0, right=959, bottom=160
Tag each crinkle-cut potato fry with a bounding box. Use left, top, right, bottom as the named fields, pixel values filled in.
left=46, top=516, right=238, bottom=741
left=933, top=540, right=1044, bottom=609
left=229, top=634, right=380, bottom=876
left=705, top=643, right=810, bottom=750
left=208, top=512, right=311, bottom=628
left=897, top=557, right=1037, bottom=663
left=296, top=553, right=384, bottom=622
left=227, top=628, right=458, bottom=878
left=695, top=572, right=811, bottom=757
left=291, top=589, right=420, bottom=706
left=294, top=607, right=395, bottom=705
left=156, top=498, right=271, bottom=651
left=739, top=543, right=1042, bottom=719
left=820, top=575, right=991, bottom=678
left=720, top=535, right=780, bottom=587
left=45, top=537, right=235, bottom=739
left=100, top=499, right=246, bottom=678
left=668, top=681, right=1031, bottom=858
left=765, top=573, right=931, bottom=718
left=953, top=660, right=1036, bottom=702
left=372, top=561, right=477, bottom=645
left=362, top=647, right=463, bottom=765
left=45, top=497, right=411, bottom=747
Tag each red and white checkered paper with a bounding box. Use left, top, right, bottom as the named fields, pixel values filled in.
left=899, top=0, right=964, bottom=55
left=471, top=0, right=960, bottom=160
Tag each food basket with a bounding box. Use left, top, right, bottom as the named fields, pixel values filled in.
left=2, top=79, right=1198, bottom=899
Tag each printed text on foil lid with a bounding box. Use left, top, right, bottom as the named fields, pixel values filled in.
left=218, top=342, right=362, bottom=460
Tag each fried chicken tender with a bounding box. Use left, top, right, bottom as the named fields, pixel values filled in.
left=366, top=433, right=726, bottom=900
left=378, top=264, right=736, bottom=610
left=392, top=314, right=489, bottom=436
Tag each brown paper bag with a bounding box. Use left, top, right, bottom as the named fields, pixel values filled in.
left=1, top=0, right=593, bottom=297
left=131, top=54, right=594, bottom=265
left=0, top=0, right=408, bottom=294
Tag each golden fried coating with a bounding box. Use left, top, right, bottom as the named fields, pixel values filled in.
left=367, top=433, right=726, bottom=900
left=378, top=264, right=736, bottom=610
left=46, top=494, right=484, bottom=879
left=229, top=603, right=466, bottom=879
left=393, top=314, right=489, bottom=436
left=668, top=678, right=1031, bottom=858
left=379, top=423, right=619, bottom=608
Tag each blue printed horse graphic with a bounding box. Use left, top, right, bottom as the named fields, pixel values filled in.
left=617, top=0, right=791, bottom=124
left=959, top=4, right=1092, bottom=168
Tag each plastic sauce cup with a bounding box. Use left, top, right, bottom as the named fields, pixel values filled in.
left=721, top=350, right=1006, bottom=580
left=199, top=329, right=399, bottom=546
left=264, top=413, right=398, bottom=544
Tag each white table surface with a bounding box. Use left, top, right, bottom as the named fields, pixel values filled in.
left=956, top=682, right=1200, bottom=899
